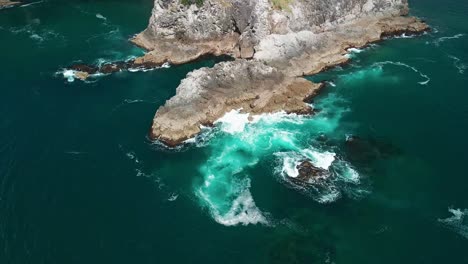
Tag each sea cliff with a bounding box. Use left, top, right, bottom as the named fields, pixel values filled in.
left=132, top=0, right=428, bottom=146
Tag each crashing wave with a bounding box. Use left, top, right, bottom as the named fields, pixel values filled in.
left=197, top=179, right=268, bottom=226
left=274, top=150, right=363, bottom=204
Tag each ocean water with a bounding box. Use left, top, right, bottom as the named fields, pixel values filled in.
left=1, top=0, right=468, bottom=263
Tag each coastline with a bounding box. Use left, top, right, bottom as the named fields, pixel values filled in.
left=58, top=1, right=429, bottom=147
left=148, top=15, right=429, bottom=147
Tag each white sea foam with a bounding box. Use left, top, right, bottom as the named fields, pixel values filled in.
left=438, top=208, right=468, bottom=239
left=30, top=33, right=44, bottom=42
left=198, top=185, right=268, bottom=226
left=213, top=109, right=305, bottom=136
left=434, top=33, right=465, bottom=46
left=337, top=163, right=360, bottom=183
left=317, top=188, right=341, bottom=204
left=125, top=151, right=140, bottom=163
left=128, top=62, right=171, bottom=73
left=96, top=13, right=107, bottom=21
left=167, top=193, right=179, bottom=202
left=277, top=153, right=302, bottom=178
left=62, top=69, right=76, bottom=82
left=347, top=48, right=364, bottom=53
left=374, top=61, right=430, bottom=85
left=214, top=109, right=250, bottom=134
left=20, top=0, right=43, bottom=7
left=195, top=90, right=367, bottom=224
left=301, top=149, right=336, bottom=170
left=393, top=33, right=416, bottom=39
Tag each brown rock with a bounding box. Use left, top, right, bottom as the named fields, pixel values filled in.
left=69, top=64, right=98, bottom=74
left=74, top=71, right=90, bottom=81
left=296, top=160, right=331, bottom=182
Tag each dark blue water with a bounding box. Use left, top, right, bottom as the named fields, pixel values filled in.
left=1, top=0, right=467, bottom=263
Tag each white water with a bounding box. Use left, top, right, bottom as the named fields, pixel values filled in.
left=438, top=208, right=468, bottom=239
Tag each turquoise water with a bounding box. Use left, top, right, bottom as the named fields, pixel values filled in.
left=1, top=0, right=468, bottom=263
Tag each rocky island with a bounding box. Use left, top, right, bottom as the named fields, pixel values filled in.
left=129, top=0, right=428, bottom=146
left=65, top=0, right=426, bottom=146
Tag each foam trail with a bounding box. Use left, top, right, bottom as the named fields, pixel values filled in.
left=197, top=178, right=268, bottom=226
left=96, top=13, right=107, bottom=21
left=20, top=0, right=44, bottom=7
left=434, top=34, right=465, bottom=46
left=448, top=55, right=467, bottom=74
left=374, top=61, right=430, bottom=85
left=438, top=208, right=468, bottom=239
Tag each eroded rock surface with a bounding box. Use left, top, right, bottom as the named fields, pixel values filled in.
left=151, top=60, right=323, bottom=145
left=296, top=160, right=331, bottom=183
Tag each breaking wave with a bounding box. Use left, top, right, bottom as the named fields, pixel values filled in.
left=193, top=88, right=368, bottom=225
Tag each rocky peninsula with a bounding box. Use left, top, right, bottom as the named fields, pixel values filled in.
left=0, top=0, right=20, bottom=9
left=132, top=0, right=428, bottom=146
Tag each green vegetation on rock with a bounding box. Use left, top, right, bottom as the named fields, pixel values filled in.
left=271, top=0, right=293, bottom=10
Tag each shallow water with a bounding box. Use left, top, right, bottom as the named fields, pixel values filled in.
left=1, top=0, right=468, bottom=263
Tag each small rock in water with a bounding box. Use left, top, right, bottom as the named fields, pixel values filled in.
left=100, top=63, right=122, bottom=74
left=74, top=71, right=89, bottom=81
left=295, top=160, right=331, bottom=183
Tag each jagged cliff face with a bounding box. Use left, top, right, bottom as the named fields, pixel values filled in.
left=134, top=0, right=408, bottom=58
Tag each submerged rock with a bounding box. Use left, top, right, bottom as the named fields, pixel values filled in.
left=344, top=135, right=402, bottom=164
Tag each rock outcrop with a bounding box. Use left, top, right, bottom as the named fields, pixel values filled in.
left=296, top=160, right=331, bottom=183
left=133, top=0, right=429, bottom=146
left=151, top=60, right=323, bottom=145
left=0, top=0, right=20, bottom=9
